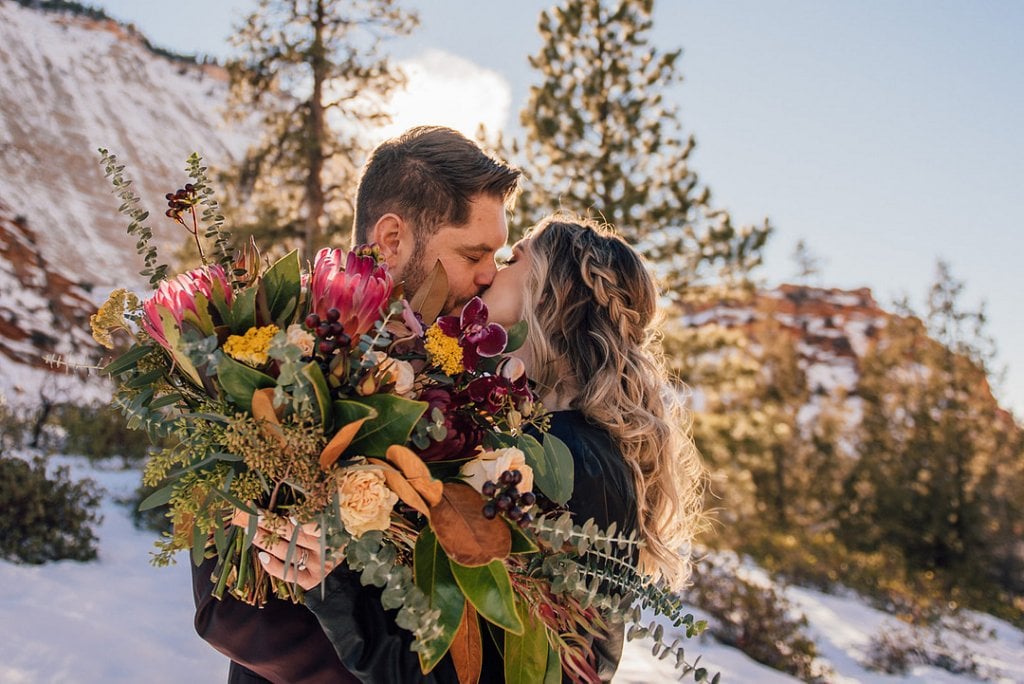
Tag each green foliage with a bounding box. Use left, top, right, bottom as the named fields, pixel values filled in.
left=0, top=455, right=103, bottom=564
left=98, top=149, right=168, bottom=288
left=682, top=554, right=828, bottom=682
left=508, top=0, right=770, bottom=291
left=52, top=402, right=157, bottom=462
left=836, top=264, right=1024, bottom=605
left=185, top=153, right=234, bottom=273
left=222, top=0, right=419, bottom=259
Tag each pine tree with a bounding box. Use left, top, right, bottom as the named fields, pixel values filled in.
left=514, top=0, right=770, bottom=292
left=224, top=0, right=417, bottom=260
left=838, top=263, right=1024, bottom=601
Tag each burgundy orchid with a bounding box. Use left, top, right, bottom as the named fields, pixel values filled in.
left=311, top=247, right=394, bottom=340
left=141, top=265, right=232, bottom=350
left=415, top=387, right=485, bottom=462
left=436, top=297, right=507, bottom=371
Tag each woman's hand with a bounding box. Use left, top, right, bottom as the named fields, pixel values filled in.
left=231, top=510, right=344, bottom=591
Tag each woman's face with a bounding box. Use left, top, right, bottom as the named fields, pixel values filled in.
left=480, top=238, right=532, bottom=328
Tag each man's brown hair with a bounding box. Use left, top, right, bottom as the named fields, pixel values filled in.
left=353, top=126, right=521, bottom=245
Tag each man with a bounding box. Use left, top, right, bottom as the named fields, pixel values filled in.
left=355, top=125, right=520, bottom=314
left=192, top=125, right=520, bottom=683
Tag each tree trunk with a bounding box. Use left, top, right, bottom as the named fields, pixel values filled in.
left=304, top=0, right=328, bottom=263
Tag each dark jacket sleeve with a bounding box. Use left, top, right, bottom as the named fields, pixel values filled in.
left=304, top=565, right=460, bottom=683
left=191, top=554, right=358, bottom=684
left=548, top=412, right=639, bottom=684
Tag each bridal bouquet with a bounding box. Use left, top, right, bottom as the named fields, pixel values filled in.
left=92, top=152, right=710, bottom=683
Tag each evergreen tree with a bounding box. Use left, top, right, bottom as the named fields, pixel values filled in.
left=224, top=0, right=417, bottom=260
left=838, top=263, right=1024, bottom=600
left=514, top=0, right=770, bottom=292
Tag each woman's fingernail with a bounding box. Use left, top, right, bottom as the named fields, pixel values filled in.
left=256, top=513, right=265, bottom=526
left=289, top=516, right=298, bottom=526
left=258, top=551, right=271, bottom=565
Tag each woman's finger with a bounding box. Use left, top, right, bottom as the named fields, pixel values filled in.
left=231, top=509, right=322, bottom=550
left=256, top=548, right=339, bottom=591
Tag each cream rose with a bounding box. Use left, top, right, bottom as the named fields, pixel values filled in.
left=460, top=447, right=534, bottom=503
left=366, top=351, right=416, bottom=397
left=337, top=466, right=399, bottom=537
left=286, top=323, right=316, bottom=356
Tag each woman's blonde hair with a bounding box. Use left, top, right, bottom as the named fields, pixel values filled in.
left=521, top=215, right=705, bottom=589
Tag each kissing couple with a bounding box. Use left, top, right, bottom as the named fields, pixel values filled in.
left=192, top=125, right=704, bottom=683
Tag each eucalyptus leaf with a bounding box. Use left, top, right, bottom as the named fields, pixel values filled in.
left=504, top=320, right=528, bottom=353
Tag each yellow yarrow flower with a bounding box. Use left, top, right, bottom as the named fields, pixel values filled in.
left=223, top=324, right=280, bottom=366
left=424, top=323, right=463, bottom=376
left=90, top=288, right=140, bottom=349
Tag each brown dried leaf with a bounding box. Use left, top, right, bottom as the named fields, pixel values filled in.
left=429, top=483, right=511, bottom=567
left=366, top=458, right=431, bottom=518
left=251, top=388, right=287, bottom=449
left=450, top=602, right=482, bottom=684
left=408, top=259, right=450, bottom=324
left=319, top=417, right=371, bottom=470
left=386, top=445, right=444, bottom=506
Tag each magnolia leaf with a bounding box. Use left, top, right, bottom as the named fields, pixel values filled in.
left=347, top=394, right=428, bottom=458
left=450, top=602, right=483, bottom=684
left=415, top=527, right=466, bottom=673
left=217, top=354, right=275, bottom=412
left=542, top=641, right=561, bottom=684
left=504, top=597, right=551, bottom=684
left=227, top=284, right=258, bottom=333
left=508, top=522, right=539, bottom=554
left=251, top=388, right=287, bottom=449
left=430, top=483, right=511, bottom=566
left=518, top=433, right=574, bottom=506
left=408, top=259, right=450, bottom=324
left=261, top=250, right=301, bottom=326
left=387, top=445, right=443, bottom=506
left=101, top=343, right=153, bottom=376
left=448, top=558, right=522, bottom=635
left=367, top=458, right=431, bottom=517
left=320, top=415, right=373, bottom=470
left=301, top=362, right=333, bottom=432
left=504, top=320, right=529, bottom=354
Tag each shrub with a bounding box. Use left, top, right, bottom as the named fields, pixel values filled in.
left=683, top=553, right=829, bottom=682
left=52, top=402, right=156, bottom=463
left=0, top=455, right=103, bottom=564
left=865, top=618, right=984, bottom=678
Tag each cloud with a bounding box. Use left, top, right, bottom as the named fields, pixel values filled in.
left=374, top=49, right=512, bottom=143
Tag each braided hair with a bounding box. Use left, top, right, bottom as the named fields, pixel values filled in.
left=521, top=216, right=705, bottom=589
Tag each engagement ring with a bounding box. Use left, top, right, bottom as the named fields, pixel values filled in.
left=296, top=549, right=309, bottom=572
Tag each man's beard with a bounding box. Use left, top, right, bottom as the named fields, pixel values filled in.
left=403, top=255, right=472, bottom=316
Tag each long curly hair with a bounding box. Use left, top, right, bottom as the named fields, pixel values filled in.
left=521, top=216, right=705, bottom=589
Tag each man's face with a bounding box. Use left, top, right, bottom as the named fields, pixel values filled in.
left=402, top=194, right=509, bottom=314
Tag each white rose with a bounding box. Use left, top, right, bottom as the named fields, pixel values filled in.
left=286, top=324, right=316, bottom=356
left=337, top=466, right=399, bottom=538
left=459, top=447, right=534, bottom=504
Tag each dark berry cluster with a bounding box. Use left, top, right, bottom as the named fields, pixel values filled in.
left=164, top=184, right=197, bottom=221
left=305, top=308, right=352, bottom=358
left=481, top=469, right=536, bottom=528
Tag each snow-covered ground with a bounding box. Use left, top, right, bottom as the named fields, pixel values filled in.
left=2, top=454, right=1022, bottom=683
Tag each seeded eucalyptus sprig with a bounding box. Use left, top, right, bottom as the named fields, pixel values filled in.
left=99, top=148, right=169, bottom=287
left=185, top=152, right=234, bottom=273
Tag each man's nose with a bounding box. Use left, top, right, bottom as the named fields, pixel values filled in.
left=475, top=260, right=498, bottom=287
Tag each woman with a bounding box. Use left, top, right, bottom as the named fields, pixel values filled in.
left=252, top=215, right=704, bottom=682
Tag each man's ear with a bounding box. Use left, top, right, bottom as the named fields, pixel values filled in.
left=370, top=214, right=406, bottom=267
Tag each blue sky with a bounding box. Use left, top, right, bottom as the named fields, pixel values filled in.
left=95, top=0, right=1024, bottom=414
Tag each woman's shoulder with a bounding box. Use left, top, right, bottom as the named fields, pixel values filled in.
left=545, top=410, right=637, bottom=534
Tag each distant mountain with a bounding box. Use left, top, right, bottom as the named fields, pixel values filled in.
left=0, top=1, right=248, bottom=404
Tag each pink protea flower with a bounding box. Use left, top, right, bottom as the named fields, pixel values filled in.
left=436, top=297, right=508, bottom=371
left=142, top=265, right=232, bottom=350
left=310, top=247, right=394, bottom=340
